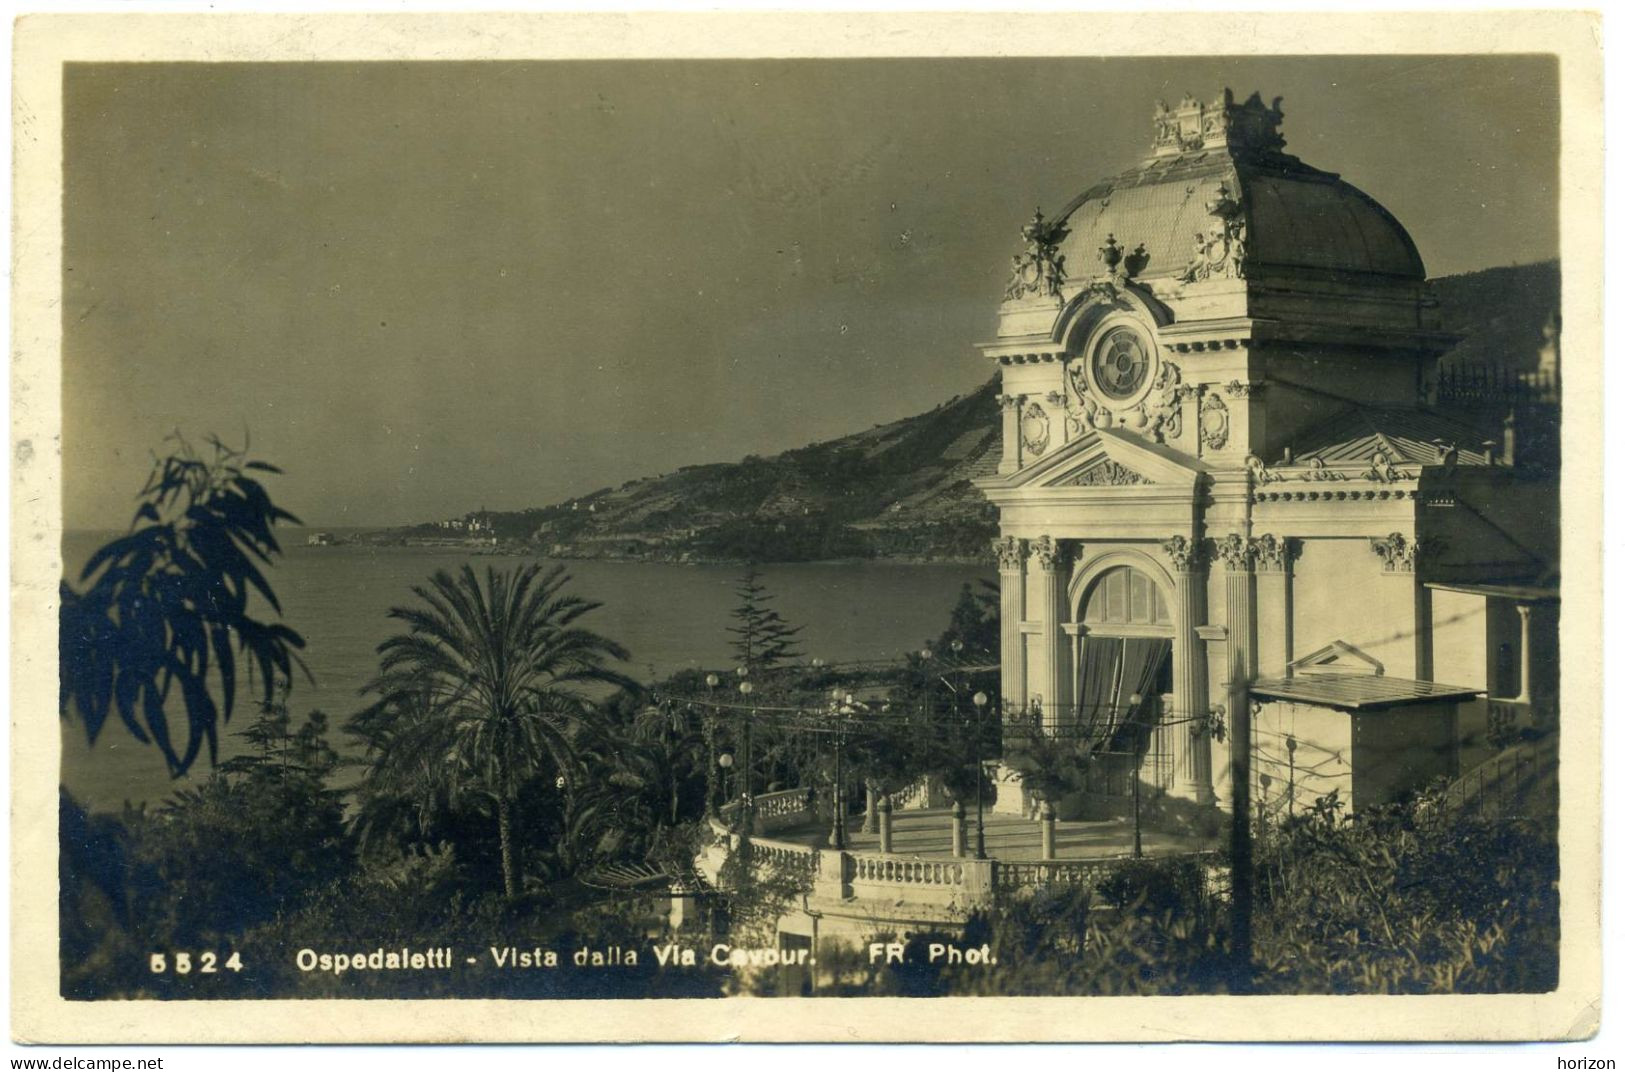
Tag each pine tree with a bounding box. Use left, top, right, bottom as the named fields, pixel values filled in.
left=726, top=566, right=803, bottom=672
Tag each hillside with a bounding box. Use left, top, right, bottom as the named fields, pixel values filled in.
left=468, top=381, right=1003, bottom=563
left=1431, top=260, right=1560, bottom=371
left=391, top=261, right=1559, bottom=564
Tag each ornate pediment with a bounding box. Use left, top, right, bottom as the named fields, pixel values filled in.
left=979, top=426, right=1205, bottom=499
left=1054, top=458, right=1153, bottom=487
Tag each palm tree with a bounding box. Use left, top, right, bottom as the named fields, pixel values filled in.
left=354, top=562, right=632, bottom=899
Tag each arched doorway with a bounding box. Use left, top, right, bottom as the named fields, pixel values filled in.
left=1075, top=565, right=1176, bottom=795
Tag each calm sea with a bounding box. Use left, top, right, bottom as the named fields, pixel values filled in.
left=60, top=530, right=991, bottom=813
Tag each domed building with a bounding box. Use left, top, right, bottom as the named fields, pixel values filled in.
left=976, top=89, right=1559, bottom=818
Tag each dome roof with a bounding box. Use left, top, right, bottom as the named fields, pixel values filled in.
left=1047, top=90, right=1424, bottom=285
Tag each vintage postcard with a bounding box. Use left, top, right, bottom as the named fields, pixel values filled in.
left=11, top=10, right=1604, bottom=1045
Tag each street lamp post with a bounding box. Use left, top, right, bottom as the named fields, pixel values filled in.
left=717, top=751, right=735, bottom=830
left=1286, top=735, right=1297, bottom=819
left=831, top=694, right=850, bottom=850
left=737, top=672, right=755, bottom=831
left=704, top=672, right=721, bottom=815
left=972, top=690, right=990, bottom=859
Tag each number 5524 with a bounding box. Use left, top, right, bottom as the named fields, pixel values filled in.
left=150, top=951, right=243, bottom=974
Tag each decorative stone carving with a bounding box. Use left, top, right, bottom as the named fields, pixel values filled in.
left=1245, top=454, right=1284, bottom=484
left=1064, top=362, right=1107, bottom=431
left=1137, top=360, right=1184, bottom=443
left=1252, top=534, right=1292, bottom=572
left=1003, top=208, right=1070, bottom=301
left=996, top=393, right=1023, bottom=412
left=1212, top=533, right=1253, bottom=572
left=1224, top=379, right=1263, bottom=398
left=1154, top=89, right=1286, bottom=158
left=1066, top=352, right=1181, bottom=443
left=1030, top=535, right=1070, bottom=571
left=1364, top=450, right=1411, bottom=483
left=1162, top=535, right=1202, bottom=572
left=1199, top=392, right=1230, bottom=451
left=1299, top=457, right=1347, bottom=481
left=1081, top=236, right=1149, bottom=303
left=1063, top=459, right=1149, bottom=487
left=1181, top=183, right=1247, bottom=284
left=1369, top=532, right=1421, bottom=573
left=992, top=536, right=1025, bottom=570
left=1020, top=401, right=1051, bottom=456
left=1097, top=234, right=1150, bottom=285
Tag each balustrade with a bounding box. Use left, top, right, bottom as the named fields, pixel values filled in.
left=992, top=857, right=1134, bottom=892
left=851, top=854, right=965, bottom=887
left=710, top=786, right=1217, bottom=911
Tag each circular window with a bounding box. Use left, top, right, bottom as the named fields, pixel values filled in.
left=1091, top=327, right=1151, bottom=400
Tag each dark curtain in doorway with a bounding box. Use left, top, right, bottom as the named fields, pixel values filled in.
left=1109, top=637, right=1172, bottom=754
left=1074, top=637, right=1123, bottom=743
left=1075, top=636, right=1173, bottom=752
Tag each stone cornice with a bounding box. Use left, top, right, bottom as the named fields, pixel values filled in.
left=1253, top=487, right=1418, bottom=504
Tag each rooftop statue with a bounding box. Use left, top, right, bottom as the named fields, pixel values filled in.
left=1003, top=208, right=1070, bottom=301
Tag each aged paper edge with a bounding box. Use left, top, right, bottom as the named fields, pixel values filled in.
left=10, top=10, right=1605, bottom=1045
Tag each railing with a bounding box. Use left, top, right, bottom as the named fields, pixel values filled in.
left=1488, top=697, right=1557, bottom=744
left=1433, top=362, right=1560, bottom=407
left=704, top=785, right=1214, bottom=915
left=852, top=854, right=965, bottom=887
left=751, top=788, right=814, bottom=825
left=890, top=779, right=929, bottom=810
left=992, top=857, right=1133, bottom=892
left=751, top=840, right=821, bottom=881
left=1429, top=736, right=1556, bottom=824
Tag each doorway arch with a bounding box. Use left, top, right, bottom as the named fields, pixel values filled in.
left=1071, top=561, right=1176, bottom=794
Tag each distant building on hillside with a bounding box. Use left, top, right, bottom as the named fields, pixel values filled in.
left=973, top=89, right=1560, bottom=821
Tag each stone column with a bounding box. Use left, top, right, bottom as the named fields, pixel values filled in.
left=1032, top=535, right=1073, bottom=732
left=1515, top=603, right=1533, bottom=703
left=994, top=536, right=1027, bottom=714
left=997, top=394, right=1022, bottom=475
left=1163, top=535, right=1214, bottom=805
left=1370, top=532, right=1427, bottom=679
left=950, top=801, right=966, bottom=858
left=1215, top=534, right=1257, bottom=777
left=1253, top=534, right=1293, bottom=678
left=1039, top=800, right=1056, bottom=860
left=1414, top=581, right=1434, bottom=682
left=877, top=796, right=894, bottom=854
left=1215, top=532, right=1257, bottom=976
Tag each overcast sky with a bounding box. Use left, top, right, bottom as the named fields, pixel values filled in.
left=63, top=55, right=1559, bottom=530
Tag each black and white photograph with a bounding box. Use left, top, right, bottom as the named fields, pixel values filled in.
left=12, top=10, right=1605, bottom=1046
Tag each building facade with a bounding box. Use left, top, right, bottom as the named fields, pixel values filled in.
left=975, top=91, right=1559, bottom=819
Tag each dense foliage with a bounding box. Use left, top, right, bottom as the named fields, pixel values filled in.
left=61, top=700, right=350, bottom=998
left=59, top=435, right=306, bottom=775
left=1249, top=790, right=1559, bottom=993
